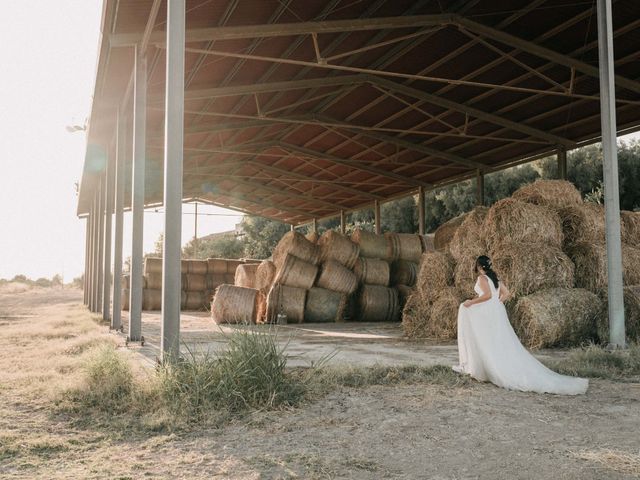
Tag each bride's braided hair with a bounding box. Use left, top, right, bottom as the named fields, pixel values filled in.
left=475, top=255, right=499, bottom=289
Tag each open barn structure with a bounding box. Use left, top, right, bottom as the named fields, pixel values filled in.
left=78, top=0, right=639, bottom=361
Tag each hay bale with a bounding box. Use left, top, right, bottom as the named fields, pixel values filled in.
left=434, top=213, right=467, bottom=252
left=597, top=285, right=640, bottom=343
left=401, top=292, right=432, bottom=338
left=390, top=260, right=418, bottom=287
left=122, top=274, right=130, bottom=290
left=449, top=206, right=489, bottom=261
left=145, top=272, right=163, bottom=290
left=453, top=253, right=479, bottom=299
left=226, top=259, right=244, bottom=274
left=305, top=231, right=319, bottom=244
left=224, top=273, right=236, bottom=284
left=557, top=203, right=605, bottom=246
left=385, top=233, right=423, bottom=263
left=318, top=230, right=360, bottom=269
left=621, top=211, right=640, bottom=246
left=419, top=234, right=435, bottom=252
left=207, top=258, right=228, bottom=275
left=181, top=260, right=189, bottom=274
left=351, top=229, right=388, bottom=259
left=255, top=260, right=277, bottom=294
left=188, top=260, right=208, bottom=275
left=206, top=273, right=226, bottom=290
left=234, top=263, right=259, bottom=289
left=304, top=287, right=348, bottom=323
left=184, top=291, right=206, bottom=311
left=415, top=251, right=455, bottom=300
left=121, top=288, right=129, bottom=311
left=353, top=258, right=390, bottom=286
left=490, top=242, right=575, bottom=298
left=357, top=285, right=400, bottom=322
left=395, top=284, right=414, bottom=309
left=315, top=260, right=358, bottom=294
left=511, top=179, right=583, bottom=210
left=142, top=289, right=162, bottom=311
left=428, top=287, right=464, bottom=340
left=273, top=254, right=318, bottom=289
left=144, top=257, right=162, bottom=275
left=567, top=242, right=640, bottom=292
left=512, top=288, right=601, bottom=349
left=273, top=231, right=320, bottom=268
left=482, top=198, right=563, bottom=252
left=211, top=284, right=259, bottom=324
left=184, top=274, right=206, bottom=292
left=265, top=284, right=306, bottom=324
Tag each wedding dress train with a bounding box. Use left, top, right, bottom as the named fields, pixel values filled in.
left=455, top=275, right=588, bottom=395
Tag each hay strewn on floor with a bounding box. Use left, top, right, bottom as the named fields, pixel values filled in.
left=433, top=213, right=467, bottom=252
left=449, top=206, right=488, bottom=261
left=597, top=285, right=640, bottom=343
left=511, top=179, right=583, bottom=209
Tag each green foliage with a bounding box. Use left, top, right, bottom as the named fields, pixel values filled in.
left=182, top=234, right=244, bottom=259
left=241, top=216, right=290, bottom=259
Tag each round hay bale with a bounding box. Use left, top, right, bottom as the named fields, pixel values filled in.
left=357, top=285, right=400, bottom=322
left=621, top=211, right=640, bottom=246
left=188, top=260, right=208, bottom=275
left=265, top=284, right=306, bottom=324
left=428, top=287, right=464, bottom=340
left=318, top=230, right=360, bottom=269
left=401, top=292, right=432, bottom=338
left=206, top=273, right=226, bottom=290
left=184, top=291, right=206, bottom=311
left=416, top=251, right=455, bottom=300
left=567, top=242, right=640, bottom=292
left=142, top=289, right=162, bottom=311
left=305, top=231, right=319, bottom=244
left=273, top=254, right=318, bottom=289
left=512, top=288, right=601, bottom=349
left=315, top=260, right=358, bottom=294
left=181, top=260, right=189, bottom=274
left=351, top=229, right=388, bottom=259
left=185, top=274, right=207, bottom=292
left=597, top=285, right=640, bottom=344
left=273, top=231, right=320, bottom=268
left=255, top=260, right=277, bottom=294
left=144, top=257, right=162, bottom=275
left=557, top=203, right=605, bottom=246
left=145, top=272, right=163, bottom=290
left=482, top=198, right=563, bottom=252
left=304, top=287, right=348, bottom=323
left=390, top=260, right=418, bottom=287
left=449, top=206, right=489, bottom=261
left=490, top=242, right=575, bottom=298
left=419, top=234, right=435, bottom=252
left=511, top=179, right=583, bottom=210
left=211, top=284, right=259, bottom=324
left=395, top=284, right=414, bottom=309
left=207, top=258, right=228, bottom=275
left=453, top=253, right=478, bottom=299
left=234, top=263, right=259, bottom=289
left=223, top=273, right=236, bottom=284
left=434, top=213, right=467, bottom=252
left=226, top=259, right=244, bottom=274
left=385, top=233, right=423, bottom=263
left=353, top=258, right=390, bottom=286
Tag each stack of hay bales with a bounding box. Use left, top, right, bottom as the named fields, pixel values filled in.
left=404, top=179, right=639, bottom=347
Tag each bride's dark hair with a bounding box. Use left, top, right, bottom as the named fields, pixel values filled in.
left=475, top=255, right=499, bottom=289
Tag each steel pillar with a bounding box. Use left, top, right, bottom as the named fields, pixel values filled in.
left=102, top=148, right=115, bottom=322
left=557, top=147, right=567, bottom=180
left=418, top=187, right=426, bottom=235
left=84, top=216, right=90, bottom=306
left=340, top=210, right=346, bottom=234
left=161, top=0, right=185, bottom=362
left=96, top=178, right=104, bottom=314
left=129, top=47, right=147, bottom=342
left=597, top=0, right=626, bottom=347
left=112, top=110, right=126, bottom=331
left=89, top=197, right=96, bottom=311
left=476, top=170, right=485, bottom=207
left=374, top=200, right=381, bottom=235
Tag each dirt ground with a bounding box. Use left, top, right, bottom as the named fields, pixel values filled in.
left=1, top=285, right=639, bottom=479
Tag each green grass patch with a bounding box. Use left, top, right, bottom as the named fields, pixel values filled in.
left=545, top=343, right=640, bottom=380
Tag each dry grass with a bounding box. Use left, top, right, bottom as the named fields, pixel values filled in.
left=415, top=251, right=455, bottom=300
left=545, top=343, right=640, bottom=379
left=428, top=287, right=464, bottom=340
left=572, top=449, right=640, bottom=476
left=401, top=292, right=433, bottom=338
left=511, top=179, right=583, bottom=209
left=433, top=213, right=467, bottom=252
left=453, top=253, right=479, bottom=299
left=597, top=285, right=640, bottom=344
left=448, top=206, right=488, bottom=261
left=557, top=203, right=605, bottom=246
left=621, top=210, right=640, bottom=246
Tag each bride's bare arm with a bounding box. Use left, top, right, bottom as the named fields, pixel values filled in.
left=463, top=276, right=491, bottom=307
left=499, top=283, right=511, bottom=303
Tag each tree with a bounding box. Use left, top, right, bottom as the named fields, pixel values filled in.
left=182, top=234, right=245, bottom=259
left=241, top=216, right=290, bottom=259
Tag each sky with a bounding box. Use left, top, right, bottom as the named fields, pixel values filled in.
left=0, top=1, right=242, bottom=281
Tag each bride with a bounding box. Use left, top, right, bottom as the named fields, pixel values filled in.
left=453, top=255, right=588, bottom=395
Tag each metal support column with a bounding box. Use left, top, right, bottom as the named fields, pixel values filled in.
left=597, top=0, right=625, bottom=347
left=340, top=210, right=346, bottom=234
left=96, top=178, right=104, bottom=314
left=476, top=170, right=485, bottom=207
left=83, top=216, right=89, bottom=305
left=102, top=148, right=115, bottom=322
left=557, top=147, right=567, bottom=180
left=374, top=200, right=381, bottom=235
left=193, top=202, right=198, bottom=258
left=418, top=187, right=426, bottom=235
left=88, top=196, right=96, bottom=312
left=161, top=0, right=185, bottom=362
left=112, top=110, right=126, bottom=331
left=129, top=47, right=147, bottom=342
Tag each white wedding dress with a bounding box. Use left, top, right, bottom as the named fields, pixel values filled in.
left=455, top=275, right=588, bottom=395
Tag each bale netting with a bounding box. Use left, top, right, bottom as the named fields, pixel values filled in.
left=273, top=254, right=318, bottom=289
left=145, top=272, right=163, bottom=290
left=273, top=231, right=320, bottom=268
left=512, top=288, right=602, bottom=349
left=449, top=206, right=489, bottom=261
left=357, top=285, right=400, bottom=322
left=621, top=211, right=640, bottom=246
left=511, top=179, right=583, bottom=210
left=415, top=251, right=455, bottom=300
left=597, top=285, right=640, bottom=344
left=351, top=228, right=388, bottom=259
left=453, top=254, right=479, bottom=299
left=255, top=260, right=277, bottom=294
left=491, top=242, right=575, bottom=298
left=315, top=260, right=358, bottom=294
left=144, top=257, right=162, bottom=275
left=567, top=242, right=640, bottom=292
left=265, top=284, right=306, bottom=324
left=188, top=259, right=208, bottom=275
left=385, top=233, right=423, bottom=263
left=557, top=203, right=605, bottom=246
left=211, top=284, right=259, bottom=324
left=390, top=260, right=418, bottom=287
left=428, top=287, right=464, bottom=340
left=318, top=230, right=360, bottom=269
left=234, top=263, right=259, bottom=289
left=185, top=274, right=207, bottom=292
left=482, top=198, right=563, bottom=252
left=304, top=287, right=348, bottom=323
left=433, top=213, right=467, bottom=252
left=353, top=257, right=390, bottom=286
left=207, top=258, right=228, bottom=275
left=401, top=292, right=432, bottom=338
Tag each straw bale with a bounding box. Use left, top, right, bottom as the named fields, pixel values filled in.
left=353, top=258, right=390, bottom=286
left=206, top=273, right=226, bottom=290
left=318, top=230, right=360, bottom=269
left=234, top=263, right=259, bottom=289
left=226, top=259, right=244, bottom=274
left=273, top=254, right=318, bottom=289
left=207, top=258, right=228, bottom=275
left=433, top=213, right=467, bottom=252
left=419, top=234, right=435, bottom=252
left=428, top=287, right=464, bottom=340
left=390, top=260, right=418, bottom=287
left=557, top=203, right=605, bottom=246
left=453, top=254, right=479, bottom=299
left=188, top=259, right=208, bottom=275
left=273, top=231, right=320, bottom=268
left=145, top=272, right=163, bottom=290
left=449, top=207, right=488, bottom=261
left=224, top=273, right=236, bottom=284
left=482, top=198, right=563, bottom=252
left=357, top=285, right=400, bottom=322
left=184, top=291, right=206, bottom=311
left=597, top=285, right=640, bottom=343
left=511, top=179, right=583, bottom=210
left=621, top=211, right=640, bottom=246
left=315, top=260, right=358, bottom=294
left=351, top=229, right=388, bottom=259
left=181, top=260, right=189, bottom=274
left=512, top=288, right=601, bottom=349
left=255, top=260, right=277, bottom=294
left=395, top=284, right=414, bottom=309
left=211, top=284, right=259, bottom=324
left=567, top=242, right=640, bottom=292
left=185, top=274, right=207, bottom=292
left=385, top=233, right=423, bottom=263
left=401, top=292, right=432, bottom=338
left=415, top=251, right=455, bottom=300
left=305, top=231, right=319, bottom=244
left=265, top=284, right=306, bottom=324
left=144, top=257, right=162, bottom=275
left=304, top=287, right=348, bottom=323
